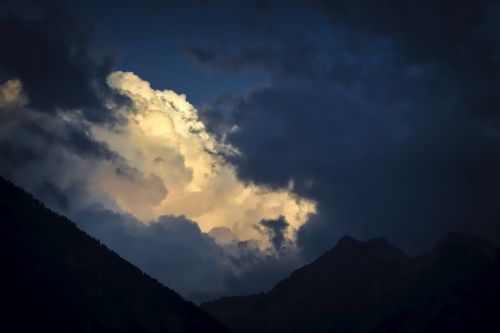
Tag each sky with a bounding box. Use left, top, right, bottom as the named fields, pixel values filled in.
left=1, top=0, right=500, bottom=302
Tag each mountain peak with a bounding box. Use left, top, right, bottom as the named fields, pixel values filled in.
left=328, top=235, right=406, bottom=259
left=203, top=231, right=500, bottom=333
left=335, top=235, right=359, bottom=247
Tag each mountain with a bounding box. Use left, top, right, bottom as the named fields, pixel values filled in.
left=0, top=177, right=229, bottom=333
left=202, top=234, right=500, bottom=332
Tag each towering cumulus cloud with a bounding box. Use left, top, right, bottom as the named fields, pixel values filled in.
left=91, top=71, right=315, bottom=246
left=0, top=73, right=314, bottom=300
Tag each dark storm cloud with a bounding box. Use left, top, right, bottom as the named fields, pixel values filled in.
left=0, top=0, right=126, bottom=123
left=32, top=178, right=89, bottom=212
left=36, top=180, right=70, bottom=210
left=0, top=94, right=114, bottom=179
left=76, top=209, right=230, bottom=300
left=185, top=44, right=279, bottom=73
left=184, top=45, right=218, bottom=64
left=0, top=141, right=42, bottom=170
left=196, top=0, right=500, bottom=257
left=185, top=41, right=326, bottom=79
left=27, top=118, right=115, bottom=159
left=73, top=206, right=302, bottom=302
left=259, top=216, right=289, bottom=253
left=0, top=0, right=120, bottom=182
left=223, top=240, right=301, bottom=296
left=317, top=0, right=500, bottom=120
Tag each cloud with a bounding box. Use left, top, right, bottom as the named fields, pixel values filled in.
left=0, top=0, right=318, bottom=300
left=0, top=80, right=114, bottom=182
left=1, top=73, right=315, bottom=248
left=0, top=79, right=26, bottom=108
left=89, top=71, right=315, bottom=246
left=0, top=72, right=314, bottom=300
left=74, top=205, right=304, bottom=302
left=184, top=41, right=325, bottom=79
left=75, top=208, right=232, bottom=301
left=258, top=216, right=290, bottom=254
left=208, top=226, right=238, bottom=244
left=184, top=45, right=218, bottom=64
left=0, top=0, right=126, bottom=123
left=97, top=164, right=169, bottom=221
left=193, top=0, right=500, bottom=258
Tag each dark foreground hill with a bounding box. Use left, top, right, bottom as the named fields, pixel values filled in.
left=0, top=177, right=229, bottom=333
left=202, top=234, right=500, bottom=333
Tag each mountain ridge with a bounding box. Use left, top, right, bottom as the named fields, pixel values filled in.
left=202, top=233, right=500, bottom=333
left=0, top=176, right=229, bottom=333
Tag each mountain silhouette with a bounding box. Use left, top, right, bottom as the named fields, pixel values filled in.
left=202, top=234, right=500, bottom=332
left=0, top=177, right=229, bottom=333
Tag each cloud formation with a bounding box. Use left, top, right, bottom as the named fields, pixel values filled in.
left=75, top=207, right=303, bottom=302
left=258, top=216, right=290, bottom=254
left=0, top=0, right=126, bottom=123
left=4, top=0, right=500, bottom=302
left=192, top=0, right=500, bottom=258
left=0, top=72, right=314, bottom=300
left=0, top=0, right=319, bottom=302
left=90, top=71, right=315, bottom=245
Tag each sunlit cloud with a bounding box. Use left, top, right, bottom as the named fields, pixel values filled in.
left=0, top=74, right=315, bottom=250
left=0, top=79, right=27, bottom=109
left=85, top=71, right=316, bottom=247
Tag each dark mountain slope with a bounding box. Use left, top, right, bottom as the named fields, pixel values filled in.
left=202, top=234, right=500, bottom=333
left=0, top=177, right=229, bottom=333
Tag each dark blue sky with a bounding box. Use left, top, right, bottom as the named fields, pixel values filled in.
left=72, top=0, right=280, bottom=105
